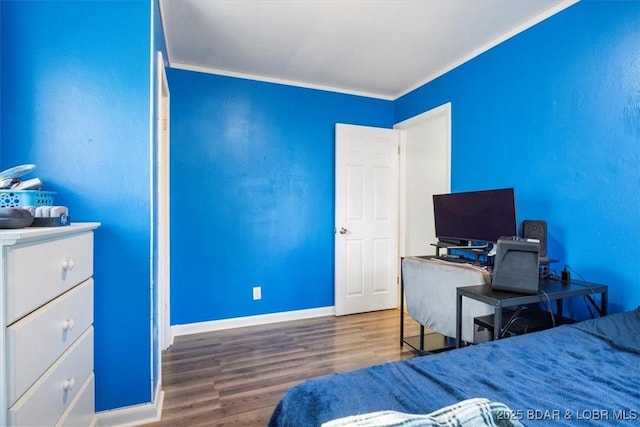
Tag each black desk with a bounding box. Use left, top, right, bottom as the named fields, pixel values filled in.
left=455, top=278, right=608, bottom=348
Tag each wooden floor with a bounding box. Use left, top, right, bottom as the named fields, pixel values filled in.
left=143, top=309, right=423, bottom=427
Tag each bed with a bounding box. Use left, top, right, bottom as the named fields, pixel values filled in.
left=269, top=307, right=640, bottom=426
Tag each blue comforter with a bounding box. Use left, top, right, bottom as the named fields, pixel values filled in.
left=269, top=308, right=640, bottom=426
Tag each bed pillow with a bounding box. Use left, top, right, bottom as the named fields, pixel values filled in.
left=321, top=397, right=523, bottom=427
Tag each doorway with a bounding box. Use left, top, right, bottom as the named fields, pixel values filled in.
left=396, top=103, right=451, bottom=257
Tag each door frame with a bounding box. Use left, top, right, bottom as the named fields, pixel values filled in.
left=155, top=51, right=171, bottom=351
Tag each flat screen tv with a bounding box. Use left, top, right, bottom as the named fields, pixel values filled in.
left=433, top=187, right=517, bottom=245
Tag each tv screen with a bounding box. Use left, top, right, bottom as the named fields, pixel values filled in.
left=433, top=187, right=517, bottom=245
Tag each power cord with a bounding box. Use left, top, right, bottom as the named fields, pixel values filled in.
left=539, top=290, right=556, bottom=328
left=500, top=306, right=529, bottom=337
left=501, top=316, right=528, bottom=337
left=564, top=264, right=603, bottom=318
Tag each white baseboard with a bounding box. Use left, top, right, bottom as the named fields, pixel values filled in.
left=95, top=381, right=164, bottom=427
left=172, top=306, right=335, bottom=337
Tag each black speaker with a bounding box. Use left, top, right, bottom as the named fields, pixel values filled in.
left=521, top=220, right=547, bottom=258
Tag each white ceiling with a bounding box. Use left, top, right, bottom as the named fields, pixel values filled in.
left=159, top=0, right=576, bottom=100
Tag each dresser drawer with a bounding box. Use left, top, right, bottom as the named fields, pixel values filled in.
left=8, top=327, right=93, bottom=427
left=6, top=279, right=93, bottom=405
left=56, top=373, right=95, bottom=427
left=5, top=232, right=93, bottom=324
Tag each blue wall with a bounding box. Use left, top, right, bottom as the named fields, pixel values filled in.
left=169, top=0, right=640, bottom=325
left=396, top=0, right=640, bottom=315
left=168, top=70, right=393, bottom=324
left=0, top=0, right=153, bottom=411
left=1, top=0, right=638, bottom=417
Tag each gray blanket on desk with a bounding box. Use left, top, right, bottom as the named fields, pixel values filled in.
left=402, top=257, right=493, bottom=343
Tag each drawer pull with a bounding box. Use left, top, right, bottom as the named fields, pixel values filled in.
left=61, top=258, right=75, bottom=271
left=62, top=377, right=76, bottom=392
left=62, top=318, right=76, bottom=332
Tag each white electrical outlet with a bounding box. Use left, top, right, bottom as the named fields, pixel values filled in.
left=253, top=286, right=262, bottom=300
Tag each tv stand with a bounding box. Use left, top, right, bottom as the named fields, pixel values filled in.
left=431, top=242, right=490, bottom=265
left=432, top=241, right=557, bottom=270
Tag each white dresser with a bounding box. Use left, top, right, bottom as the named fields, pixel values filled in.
left=0, top=223, right=100, bottom=427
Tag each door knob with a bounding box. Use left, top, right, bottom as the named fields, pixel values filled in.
left=339, top=227, right=348, bottom=235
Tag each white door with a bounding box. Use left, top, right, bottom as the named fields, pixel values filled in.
left=396, top=103, right=451, bottom=257
left=335, top=124, right=400, bottom=316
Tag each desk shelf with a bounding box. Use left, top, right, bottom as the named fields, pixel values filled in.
left=474, top=307, right=574, bottom=340
left=431, top=242, right=490, bottom=265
